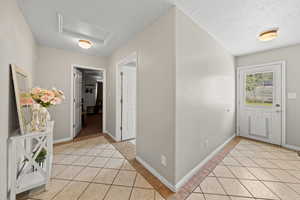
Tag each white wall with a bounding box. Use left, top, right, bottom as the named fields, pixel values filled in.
left=236, top=44, right=300, bottom=149
left=0, top=0, right=37, bottom=198
left=35, top=46, right=107, bottom=142
left=107, top=8, right=176, bottom=184
left=175, top=9, right=236, bottom=183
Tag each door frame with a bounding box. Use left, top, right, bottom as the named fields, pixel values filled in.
left=70, top=64, right=107, bottom=139
left=115, top=52, right=137, bottom=141
left=237, top=61, right=286, bottom=146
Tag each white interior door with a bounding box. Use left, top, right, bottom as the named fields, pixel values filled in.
left=73, top=69, right=83, bottom=137
left=121, top=66, right=136, bottom=140
left=238, top=63, right=284, bottom=145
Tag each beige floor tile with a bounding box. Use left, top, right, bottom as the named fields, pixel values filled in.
left=31, top=179, right=69, bottom=200
left=204, top=194, right=230, bottom=200
left=56, top=155, right=80, bottom=165
left=134, top=174, right=153, bottom=189
left=74, top=167, right=100, bottom=182
left=71, top=148, right=91, bottom=155
left=186, top=193, right=205, bottom=200
left=93, top=168, right=119, bottom=184
left=252, top=158, right=279, bottom=169
left=51, top=165, right=68, bottom=178
left=218, top=178, right=252, bottom=197
left=71, top=156, right=95, bottom=166
left=266, top=168, right=300, bottom=183
left=78, top=183, right=110, bottom=200
left=155, top=191, right=165, bottom=200
left=194, top=186, right=202, bottom=193
left=247, top=167, right=278, bottom=181
left=288, top=170, right=300, bottom=180
left=227, top=166, right=257, bottom=180
left=130, top=188, right=155, bottom=200
left=105, top=158, right=124, bottom=169
left=222, top=157, right=241, bottom=166
left=213, top=166, right=235, bottom=178
left=113, top=170, right=137, bottom=186
left=199, top=177, right=226, bottom=195
left=240, top=180, right=279, bottom=199
left=54, top=165, right=84, bottom=180
left=86, top=148, right=104, bottom=156
left=122, top=160, right=136, bottom=171
left=112, top=151, right=125, bottom=158
left=234, top=157, right=259, bottom=167
left=53, top=155, right=67, bottom=163
left=270, top=160, right=300, bottom=170
left=104, top=144, right=116, bottom=150
left=264, top=181, right=300, bottom=200
left=104, top=185, right=132, bottom=200
left=53, top=181, right=88, bottom=200
left=230, top=197, right=254, bottom=200
left=287, top=183, right=300, bottom=194
left=100, top=149, right=116, bottom=157
left=88, top=157, right=110, bottom=168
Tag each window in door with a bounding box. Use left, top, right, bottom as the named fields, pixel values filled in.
left=245, top=72, right=274, bottom=106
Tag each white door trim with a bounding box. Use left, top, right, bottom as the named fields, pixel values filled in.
left=115, top=52, right=137, bottom=141
left=237, top=61, right=286, bottom=146
left=70, top=64, right=107, bottom=139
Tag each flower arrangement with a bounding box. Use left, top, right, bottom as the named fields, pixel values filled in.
left=20, top=87, right=65, bottom=108
left=30, top=87, right=65, bottom=107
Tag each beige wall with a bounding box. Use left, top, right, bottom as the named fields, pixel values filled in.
left=236, top=44, right=300, bottom=148
left=107, top=8, right=176, bottom=184
left=35, top=46, right=107, bottom=141
left=0, top=0, right=37, bottom=198
left=175, top=9, right=236, bottom=183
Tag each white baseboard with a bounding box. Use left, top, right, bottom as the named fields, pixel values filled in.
left=54, top=137, right=73, bottom=144
left=136, top=134, right=236, bottom=192
left=105, top=132, right=120, bottom=142
left=282, top=144, right=300, bottom=151
left=136, top=156, right=176, bottom=192
left=175, top=134, right=236, bottom=190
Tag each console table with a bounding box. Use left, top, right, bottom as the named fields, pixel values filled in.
left=8, top=121, right=54, bottom=200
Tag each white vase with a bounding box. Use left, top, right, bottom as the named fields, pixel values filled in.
left=30, top=104, right=41, bottom=132
left=39, top=107, right=51, bottom=131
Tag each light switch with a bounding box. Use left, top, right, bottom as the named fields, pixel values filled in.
left=288, top=93, right=297, bottom=99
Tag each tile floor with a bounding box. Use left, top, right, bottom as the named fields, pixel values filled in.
left=22, top=136, right=300, bottom=200
left=25, top=136, right=164, bottom=200
left=186, top=139, right=300, bottom=200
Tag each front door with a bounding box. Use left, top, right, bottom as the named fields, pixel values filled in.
left=120, top=66, right=136, bottom=140
left=238, top=62, right=284, bottom=145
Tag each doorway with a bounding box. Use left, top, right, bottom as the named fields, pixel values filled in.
left=71, top=65, right=106, bottom=139
left=116, top=53, right=137, bottom=141
left=237, top=61, right=286, bottom=145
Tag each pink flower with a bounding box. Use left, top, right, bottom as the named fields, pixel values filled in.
left=40, top=94, right=52, bottom=103
left=20, top=94, right=34, bottom=106
left=50, top=97, right=62, bottom=105
left=31, top=87, right=42, bottom=95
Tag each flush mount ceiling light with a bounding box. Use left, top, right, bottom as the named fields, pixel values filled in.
left=258, top=29, right=279, bottom=41
left=78, top=39, right=93, bottom=49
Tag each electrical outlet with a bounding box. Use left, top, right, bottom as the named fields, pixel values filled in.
left=161, top=155, right=167, bottom=167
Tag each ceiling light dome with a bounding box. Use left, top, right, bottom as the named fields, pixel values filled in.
left=258, top=29, right=279, bottom=41
left=78, top=39, right=92, bottom=49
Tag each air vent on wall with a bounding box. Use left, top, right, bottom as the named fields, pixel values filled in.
left=57, top=13, right=111, bottom=45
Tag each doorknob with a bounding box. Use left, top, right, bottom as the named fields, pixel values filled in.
left=275, top=104, right=281, bottom=107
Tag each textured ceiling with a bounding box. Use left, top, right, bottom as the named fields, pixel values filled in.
left=18, top=0, right=300, bottom=56
left=175, top=0, right=300, bottom=55
left=18, top=0, right=174, bottom=56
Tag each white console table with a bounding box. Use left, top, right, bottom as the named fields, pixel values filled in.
left=8, top=121, right=54, bottom=200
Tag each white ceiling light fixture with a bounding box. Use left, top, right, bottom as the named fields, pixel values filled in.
left=78, top=39, right=93, bottom=49
left=258, top=28, right=279, bottom=42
